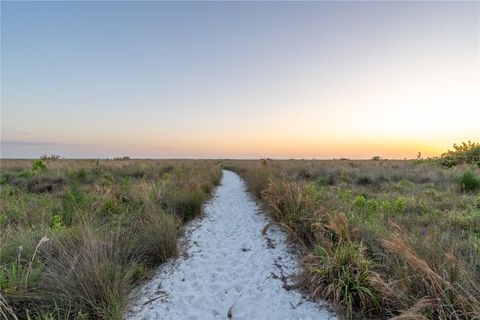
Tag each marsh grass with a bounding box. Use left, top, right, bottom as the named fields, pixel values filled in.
left=226, top=159, right=480, bottom=319
left=0, top=159, right=221, bottom=319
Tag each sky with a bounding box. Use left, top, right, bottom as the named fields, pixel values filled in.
left=1, top=1, right=479, bottom=159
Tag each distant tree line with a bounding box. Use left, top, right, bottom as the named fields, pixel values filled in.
left=437, top=141, right=480, bottom=167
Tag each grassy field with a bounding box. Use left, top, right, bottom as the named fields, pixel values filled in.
left=1, top=147, right=479, bottom=320
left=225, top=158, right=480, bottom=319
left=0, top=159, right=221, bottom=319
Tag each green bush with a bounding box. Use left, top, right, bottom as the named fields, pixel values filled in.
left=31, top=159, right=47, bottom=172
left=439, top=141, right=480, bottom=167
left=457, top=171, right=480, bottom=192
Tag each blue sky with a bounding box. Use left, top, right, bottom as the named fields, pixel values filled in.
left=1, top=1, right=479, bottom=158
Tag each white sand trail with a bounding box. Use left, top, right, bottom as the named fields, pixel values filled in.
left=127, top=170, right=336, bottom=320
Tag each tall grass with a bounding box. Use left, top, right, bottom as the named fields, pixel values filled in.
left=226, top=159, right=480, bottom=319
left=0, top=159, right=221, bottom=319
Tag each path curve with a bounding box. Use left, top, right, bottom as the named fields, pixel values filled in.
left=127, top=170, right=335, bottom=320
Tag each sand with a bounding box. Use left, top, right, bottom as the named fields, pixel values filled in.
left=126, top=170, right=335, bottom=320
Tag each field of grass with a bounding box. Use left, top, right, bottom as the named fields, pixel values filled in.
left=225, top=159, right=480, bottom=319
left=0, top=159, right=221, bottom=319
left=2, top=146, right=479, bottom=320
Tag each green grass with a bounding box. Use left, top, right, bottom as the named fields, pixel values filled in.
left=3, top=155, right=479, bottom=319
left=225, top=158, right=480, bottom=319
left=0, top=159, right=221, bottom=319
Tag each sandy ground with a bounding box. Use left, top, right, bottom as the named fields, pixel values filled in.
left=126, top=170, right=336, bottom=320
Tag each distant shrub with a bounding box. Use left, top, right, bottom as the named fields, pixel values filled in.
left=113, top=156, right=131, bottom=160
left=40, top=154, right=61, bottom=160
left=371, top=156, right=382, bottom=161
left=439, top=141, right=480, bottom=167
left=457, top=171, right=480, bottom=192
left=31, top=159, right=47, bottom=172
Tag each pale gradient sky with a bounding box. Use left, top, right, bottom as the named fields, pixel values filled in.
left=1, top=1, right=479, bottom=159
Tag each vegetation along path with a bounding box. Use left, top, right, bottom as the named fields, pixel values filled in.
left=127, top=170, right=336, bottom=319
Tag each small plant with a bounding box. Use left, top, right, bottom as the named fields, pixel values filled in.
left=371, top=156, right=382, bottom=161
left=354, top=195, right=367, bottom=208
left=380, top=199, right=392, bottom=211
left=457, top=171, right=480, bottom=192
left=31, top=159, right=47, bottom=172
left=50, top=214, right=65, bottom=232
left=394, top=197, right=406, bottom=212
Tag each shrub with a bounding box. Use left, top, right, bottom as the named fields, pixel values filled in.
left=40, top=154, right=61, bottom=160
left=439, top=141, right=480, bottom=167
left=31, top=159, right=47, bottom=172
left=457, top=171, right=480, bottom=192
left=113, top=156, right=131, bottom=160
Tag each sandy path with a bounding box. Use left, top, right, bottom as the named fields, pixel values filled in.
left=127, top=170, right=335, bottom=320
